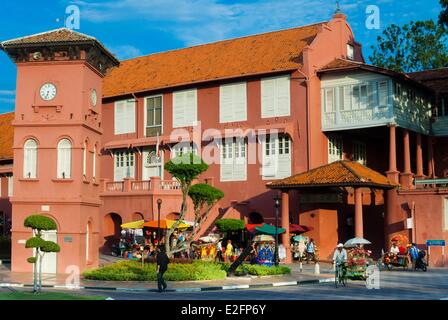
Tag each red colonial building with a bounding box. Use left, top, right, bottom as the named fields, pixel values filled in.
left=0, top=10, right=447, bottom=273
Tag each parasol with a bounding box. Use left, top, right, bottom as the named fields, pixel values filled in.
left=289, top=224, right=313, bottom=234
left=292, top=235, right=307, bottom=242
left=143, top=219, right=190, bottom=230
left=344, top=237, right=372, bottom=248
left=255, top=224, right=286, bottom=235
left=121, top=220, right=146, bottom=229
left=253, top=234, right=275, bottom=242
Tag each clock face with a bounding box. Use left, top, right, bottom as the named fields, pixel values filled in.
left=39, top=83, right=57, bottom=101
left=91, top=89, right=98, bottom=107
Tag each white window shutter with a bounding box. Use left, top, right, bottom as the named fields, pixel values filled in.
left=114, top=154, right=123, bottom=181
left=261, top=78, right=276, bottom=118
left=262, top=139, right=275, bottom=177
left=277, top=154, right=291, bottom=179
left=173, top=91, right=185, bottom=128
left=23, top=149, right=31, bottom=178
left=234, top=83, right=247, bottom=122
left=57, top=140, right=71, bottom=179
left=186, top=89, right=197, bottom=126
left=233, top=141, right=247, bottom=181
left=379, top=81, right=388, bottom=107
left=276, top=76, right=290, bottom=116
left=8, top=175, right=13, bottom=197
left=126, top=101, right=136, bottom=133
left=114, top=101, right=125, bottom=134
left=220, top=84, right=234, bottom=123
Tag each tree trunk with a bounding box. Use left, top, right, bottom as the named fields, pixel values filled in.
left=33, top=250, right=38, bottom=294
left=38, top=252, right=43, bottom=293
left=165, top=184, right=189, bottom=257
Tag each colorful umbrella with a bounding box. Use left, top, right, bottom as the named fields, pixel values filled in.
left=253, top=235, right=275, bottom=242
left=120, top=220, right=146, bottom=229
left=292, top=235, right=307, bottom=242
left=344, top=237, right=371, bottom=248
left=289, top=224, right=313, bottom=234
left=255, top=224, right=286, bottom=235
left=245, top=223, right=264, bottom=233
left=143, top=219, right=190, bottom=230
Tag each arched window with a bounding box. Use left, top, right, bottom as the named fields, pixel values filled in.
left=86, top=221, right=92, bottom=262
left=23, top=139, right=38, bottom=179
left=83, top=141, right=87, bottom=177
left=93, top=145, right=97, bottom=180
left=57, top=139, right=72, bottom=179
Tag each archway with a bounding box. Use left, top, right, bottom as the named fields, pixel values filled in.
left=103, top=213, right=122, bottom=252
left=249, top=212, right=264, bottom=224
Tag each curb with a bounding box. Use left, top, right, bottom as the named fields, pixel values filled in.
left=0, top=277, right=335, bottom=293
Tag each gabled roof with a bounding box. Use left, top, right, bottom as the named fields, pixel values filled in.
left=318, top=58, right=432, bottom=92
left=0, top=112, right=14, bottom=161
left=0, top=28, right=95, bottom=46
left=267, top=160, right=398, bottom=189
left=102, top=22, right=326, bottom=98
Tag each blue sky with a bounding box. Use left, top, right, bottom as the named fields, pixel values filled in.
left=0, top=0, right=442, bottom=113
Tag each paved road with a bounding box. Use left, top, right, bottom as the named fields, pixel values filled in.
left=19, top=268, right=448, bottom=300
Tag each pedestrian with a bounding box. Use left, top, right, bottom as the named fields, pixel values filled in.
left=409, top=243, right=419, bottom=270
left=216, top=240, right=223, bottom=262
left=278, top=243, right=286, bottom=262
left=156, top=245, right=170, bottom=293
left=225, top=240, right=233, bottom=261
left=306, top=239, right=315, bottom=264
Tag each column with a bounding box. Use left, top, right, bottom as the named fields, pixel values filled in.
left=387, top=125, right=399, bottom=183
left=400, top=129, right=414, bottom=189
left=281, top=190, right=292, bottom=263
left=354, top=188, right=364, bottom=238
left=415, top=133, right=424, bottom=179
left=427, top=136, right=435, bottom=178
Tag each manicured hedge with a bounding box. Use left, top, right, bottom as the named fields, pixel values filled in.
left=222, top=263, right=291, bottom=276
left=215, top=219, right=245, bottom=232
left=83, top=260, right=227, bottom=281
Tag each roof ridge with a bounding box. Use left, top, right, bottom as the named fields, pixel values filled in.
left=1, top=28, right=96, bottom=45
left=339, top=160, right=365, bottom=182
left=119, top=21, right=328, bottom=63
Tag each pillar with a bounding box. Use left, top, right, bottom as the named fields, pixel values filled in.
left=400, top=129, right=414, bottom=189
left=281, top=190, right=292, bottom=263
left=354, top=188, right=363, bottom=238
left=427, top=136, right=435, bottom=178
left=387, top=125, right=399, bottom=183
left=415, top=133, right=424, bottom=179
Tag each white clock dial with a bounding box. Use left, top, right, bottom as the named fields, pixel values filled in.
left=39, top=83, right=57, bottom=101
left=91, top=89, right=98, bottom=107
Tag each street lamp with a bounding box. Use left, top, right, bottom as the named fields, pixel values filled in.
left=157, top=198, right=162, bottom=243
left=274, top=195, right=281, bottom=266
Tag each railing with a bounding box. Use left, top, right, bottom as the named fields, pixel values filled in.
left=322, top=106, right=392, bottom=130
left=106, top=181, right=124, bottom=192
left=131, top=180, right=151, bottom=191
left=160, top=180, right=182, bottom=190
left=414, top=178, right=448, bottom=188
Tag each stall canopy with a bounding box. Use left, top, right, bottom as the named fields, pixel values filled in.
left=255, top=224, right=286, bottom=235
left=121, top=220, right=146, bottom=229
left=143, top=219, right=190, bottom=230
left=289, top=224, right=313, bottom=234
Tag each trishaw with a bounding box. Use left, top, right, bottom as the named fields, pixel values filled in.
left=380, top=234, right=409, bottom=271
left=335, top=238, right=373, bottom=288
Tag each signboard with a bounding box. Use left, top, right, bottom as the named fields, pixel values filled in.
left=300, top=193, right=343, bottom=204
left=64, top=236, right=73, bottom=243
left=426, top=240, right=446, bottom=246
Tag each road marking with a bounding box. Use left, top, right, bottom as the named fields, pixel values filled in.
left=0, top=283, right=24, bottom=288
left=319, top=278, right=336, bottom=283
left=106, top=297, right=115, bottom=300
left=175, top=288, right=202, bottom=293
left=222, top=285, right=250, bottom=290
left=272, top=281, right=298, bottom=287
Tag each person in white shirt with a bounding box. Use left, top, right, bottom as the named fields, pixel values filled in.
left=333, top=243, right=348, bottom=266
left=390, top=243, right=400, bottom=255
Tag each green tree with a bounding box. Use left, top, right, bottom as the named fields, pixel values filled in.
left=24, top=215, right=60, bottom=293
left=187, top=183, right=224, bottom=248
left=439, top=0, right=448, bottom=28
left=369, top=20, right=448, bottom=72
left=164, top=153, right=208, bottom=256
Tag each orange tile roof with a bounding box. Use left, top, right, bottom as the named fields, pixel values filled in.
left=0, top=112, right=14, bottom=160
left=1, top=28, right=96, bottom=46
left=267, top=160, right=398, bottom=189
left=102, top=23, right=326, bottom=98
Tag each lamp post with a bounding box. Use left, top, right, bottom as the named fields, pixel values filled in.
left=274, top=195, right=281, bottom=266
left=157, top=198, right=162, bottom=243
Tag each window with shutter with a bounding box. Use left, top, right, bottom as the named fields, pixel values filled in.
left=23, top=139, right=38, bottom=179
left=261, top=76, right=290, bottom=118
left=353, top=141, right=367, bottom=165
left=220, top=139, right=247, bottom=182
left=261, top=135, right=291, bottom=179
left=173, top=89, right=197, bottom=128
left=114, top=100, right=135, bottom=134
left=219, top=83, right=247, bottom=123
left=114, top=151, right=135, bottom=181
left=7, top=175, right=13, bottom=197
left=145, top=95, right=163, bottom=137
left=328, top=136, right=343, bottom=163
left=379, top=81, right=388, bottom=107
left=57, top=139, right=72, bottom=179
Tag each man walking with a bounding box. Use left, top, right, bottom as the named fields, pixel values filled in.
left=306, top=239, right=316, bottom=264
left=156, top=245, right=169, bottom=293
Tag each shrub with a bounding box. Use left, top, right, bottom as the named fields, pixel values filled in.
left=24, top=215, right=57, bottom=231
left=215, top=219, right=245, bottom=232
left=221, top=263, right=291, bottom=276
left=83, top=260, right=227, bottom=281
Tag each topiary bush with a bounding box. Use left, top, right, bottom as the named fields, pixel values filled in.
left=221, top=263, right=291, bottom=276
left=215, top=219, right=245, bottom=232
left=24, top=215, right=57, bottom=231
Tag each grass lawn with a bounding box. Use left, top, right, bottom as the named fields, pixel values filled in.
left=0, top=291, right=106, bottom=300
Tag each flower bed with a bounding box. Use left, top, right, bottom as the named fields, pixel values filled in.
left=222, top=263, right=291, bottom=276
left=83, top=260, right=227, bottom=281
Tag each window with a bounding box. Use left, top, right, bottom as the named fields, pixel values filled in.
left=438, top=95, right=448, bottom=117
left=347, top=44, right=354, bottom=60
left=114, top=99, right=136, bottom=135
left=328, top=136, right=343, bottom=163
left=324, top=88, right=335, bottom=112
left=351, top=84, right=368, bottom=110
left=145, top=95, right=163, bottom=136
left=23, top=139, right=38, bottom=179
left=143, top=146, right=163, bottom=180
left=83, top=142, right=87, bottom=176
left=171, top=142, right=198, bottom=158
left=262, top=135, right=292, bottom=179
left=57, top=139, right=72, bottom=179
left=7, top=175, right=13, bottom=197
left=220, top=138, right=247, bottom=182
left=92, top=145, right=97, bottom=180
left=219, top=82, right=247, bottom=123
left=261, top=75, right=290, bottom=118
left=173, top=89, right=197, bottom=128
left=353, top=142, right=367, bottom=165
left=114, top=151, right=135, bottom=181
left=379, top=81, right=389, bottom=108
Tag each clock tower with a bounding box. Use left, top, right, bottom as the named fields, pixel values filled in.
left=1, top=28, right=119, bottom=273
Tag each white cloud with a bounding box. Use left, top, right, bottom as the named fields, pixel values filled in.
left=71, top=0, right=360, bottom=46
left=106, top=44, right=143, bottom=60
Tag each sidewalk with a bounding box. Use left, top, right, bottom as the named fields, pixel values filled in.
left=0, top=262, right=334, bottom=293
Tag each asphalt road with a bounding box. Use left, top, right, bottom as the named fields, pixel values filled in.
left=18, top=268, right=447, bottom=300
